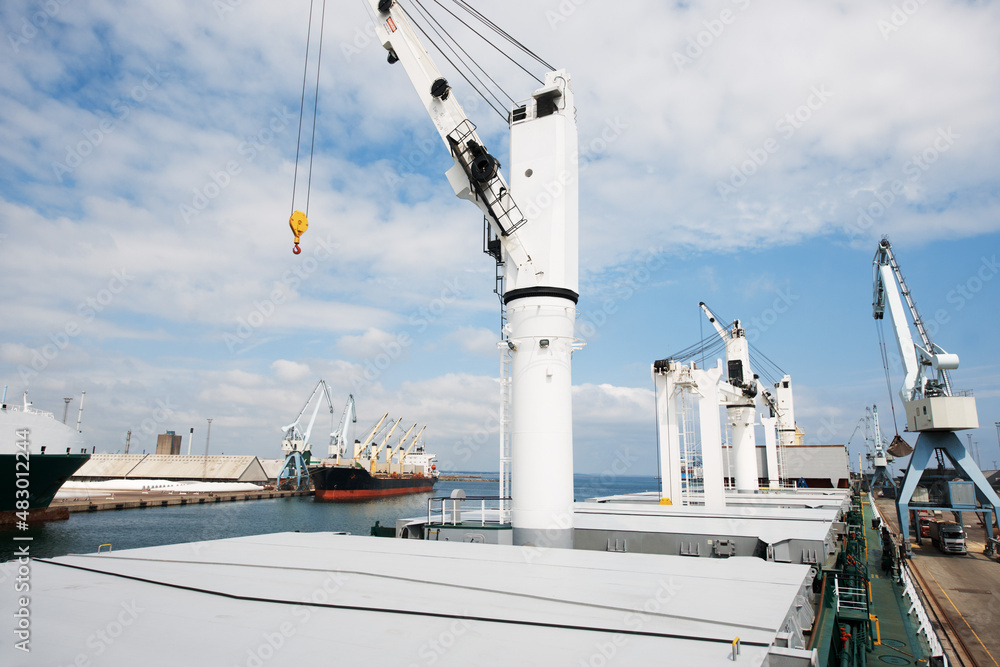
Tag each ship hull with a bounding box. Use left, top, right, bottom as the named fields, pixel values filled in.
left=310, top=465, right=436, bottom=502
left=0, top=453, right=90, bottom=512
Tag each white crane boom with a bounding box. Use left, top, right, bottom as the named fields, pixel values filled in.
left=699, top=301, right=728, bottom=339
left=367, top=0, right=535, bottom=281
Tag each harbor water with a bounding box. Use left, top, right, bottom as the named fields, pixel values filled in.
left=0, top=474, right=656, bottom=562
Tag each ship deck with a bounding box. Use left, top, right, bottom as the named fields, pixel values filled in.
left=11, top=533, right=817, bottom=666
left=875, top=496, right=1000, bottom=666
left=861, top=496, right=934, bottom=666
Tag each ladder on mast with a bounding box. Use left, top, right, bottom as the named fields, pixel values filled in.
left=499, top=345, right=513, bottom=523
left=678, top=391, right=700, bottom=505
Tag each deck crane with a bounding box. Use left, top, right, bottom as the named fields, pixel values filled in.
left=390, top=424, right=426, bottom=474
left=367, top=0, right=580, bottom=546
left=698, top=302, right=760, bottom=492
left=382, top=422, right=416, bottom=473
left=328, top=394, right=357, bottom=464
left=369, top=417, right=403, bottom=474
left=278, top=379, right=336, bottom=489
left=352, top=412, right=389, bottom=463
left=700, top=303, right=801, bottom=490
left=872, top=237, right=999, bottom=547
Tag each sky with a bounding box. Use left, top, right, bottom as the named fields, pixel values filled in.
left=1, top=0, right=999, bottom=475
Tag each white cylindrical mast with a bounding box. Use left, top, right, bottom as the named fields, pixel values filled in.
left=505, top=70, right=579, bottom=548
left=730, top=405, right=758, bottom=492
left=723, top=325, right=759, bottom=492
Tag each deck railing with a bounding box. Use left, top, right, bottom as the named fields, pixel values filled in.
left=426, top=495, right=511, bottom=527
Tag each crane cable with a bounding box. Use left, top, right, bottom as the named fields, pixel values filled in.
left=451, top=0, right=554, bottom=72
left=403, top=0, right=509, bottom=121
left=416, top=0, right=515, bottom=106
left=875, top=320, right=901, bottom=437
left=289, top=0, right=328, bottom=255
left=434, top=0, right=544, bottom=86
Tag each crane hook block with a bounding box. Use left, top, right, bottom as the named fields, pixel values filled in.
left=289, top=210, right=309, bottom=255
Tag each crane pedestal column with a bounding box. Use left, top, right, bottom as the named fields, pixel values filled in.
left=507, top=295, right=576, bottom=549
left=730, top=405, right=759, bottom=493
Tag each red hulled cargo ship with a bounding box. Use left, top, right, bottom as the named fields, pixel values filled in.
left=309, top=465, right=437, bottom=501
left=310, top=447, right=439, bottom=501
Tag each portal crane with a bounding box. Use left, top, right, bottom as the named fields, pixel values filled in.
left=873, top=238, right=962, bottom=405
left=369, top=0, right=580, bottom=547
left=329, top=394, right=357, bottom=463
left=278, top=379, right=336, bottom=489
left=847, top=405, right=895, bottom=493
left=872, top=238, right=998, bottom=547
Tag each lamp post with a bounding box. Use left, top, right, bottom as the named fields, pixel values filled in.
left=203, top=418, right=213, bottom=480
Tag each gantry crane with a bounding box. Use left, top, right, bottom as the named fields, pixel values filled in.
left=873, top=237, right=999, bottom=548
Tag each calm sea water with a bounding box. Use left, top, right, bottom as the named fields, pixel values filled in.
left=0, top=474, right=657, bottom=562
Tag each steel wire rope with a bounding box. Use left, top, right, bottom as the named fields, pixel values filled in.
left=420, top=0, right=518, bottom=106
left=711, top=310, right=787, bottom=382
left=409, top=1, right=510, bottom=112
left=304, top=0, right=328, bottom=217
left=748, top=352, right=781, bottom=387
left=749, top=347, right=785, bottom=380
left=452, top=0, right=554, bottom=72
left=435, top=0, right=544, bottom=86
left=668, top=333, right=724, bottom=363
left=875, top=320, right=901, bottom=436
left=699, top=304, right=705, bottom=369
left=290, top=0, right=320, bottom=216
left=402, top=0, right=508, bottom=121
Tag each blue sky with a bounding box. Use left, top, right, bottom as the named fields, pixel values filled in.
left=1, top=0, right=999, bottom=474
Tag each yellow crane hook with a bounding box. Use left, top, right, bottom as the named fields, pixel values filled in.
left=289, top=211, right=309, bottom=255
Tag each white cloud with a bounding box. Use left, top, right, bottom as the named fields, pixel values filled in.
left=270, top=360, right=310, bottom=383
left=444, top=326, right=499, bottom=357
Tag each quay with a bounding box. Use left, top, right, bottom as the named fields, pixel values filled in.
left=51, top=488, right=314, bottom=514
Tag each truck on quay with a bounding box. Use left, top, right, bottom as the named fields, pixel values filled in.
left=929, top=520, right=968, bottom=554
